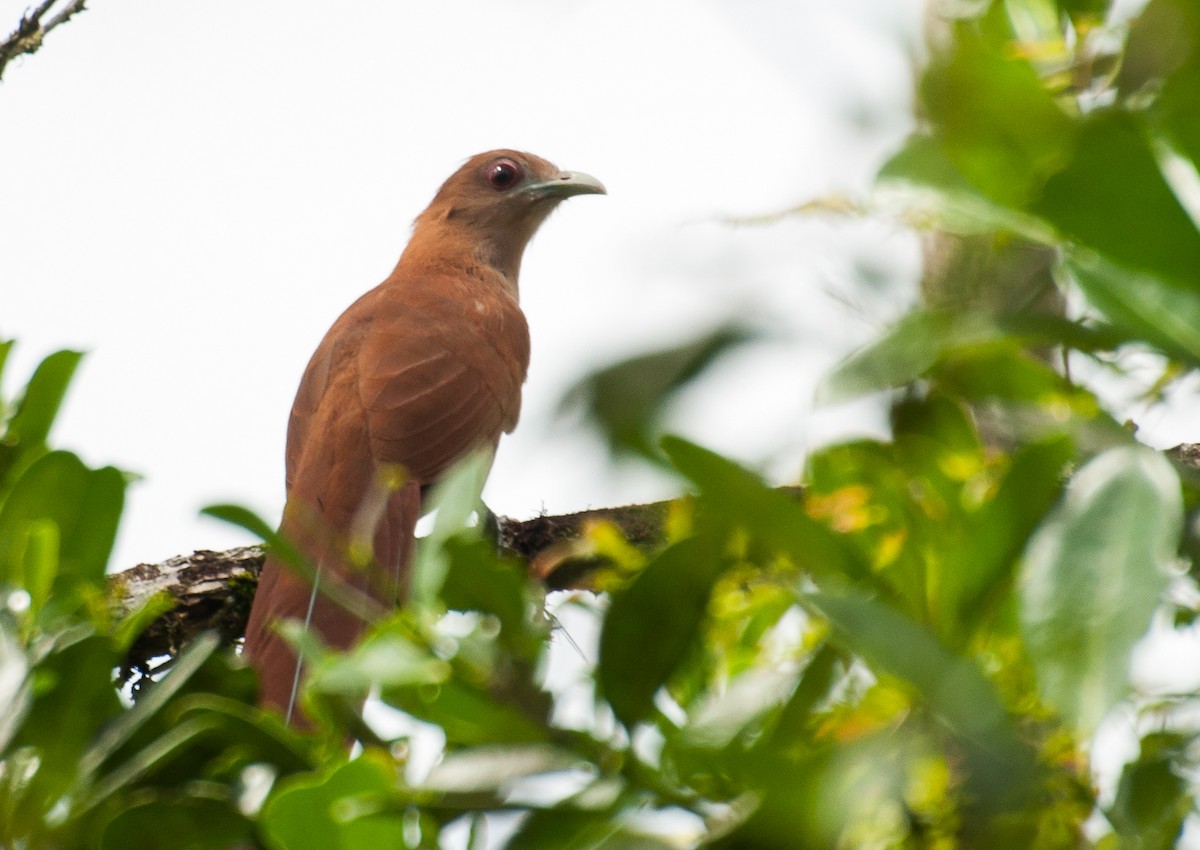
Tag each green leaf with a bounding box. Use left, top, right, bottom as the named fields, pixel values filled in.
left=306, top=630, right=449, bottom=696
left=808, top=590, right=1036, bottom=810
left=261, top=753, right=403, bottom=850
left=441, top=536, right=541, bottom=655
left=169, top=693, right=312, bottom=771
left=1107, top=731, right=1191, bottom=848
left=921, top=31, right=1075, bottom=207
left=17, top=518, right=58, bottom=619
left=1035, top=111, right=1200, bottom=291
left=409, top=448, right=493, bottom=609
left=381, top=677, right=546, bottom=746
left=877, top=134, right=1052, bottom=240
left=599, top=535, right=724, bottom=727
left=201, top=502, right=278, bottom=542
left=425, top=448, right=492, bottom=537
left=819, top=312, right=991, bottom=403
left=662, top=437, right=862, bottom=581
left=110, top=591, right=177, bottom=654
left=890, top=388, right=980, bottom=456
left=203, top=502, right=381, bottom=624
left=1117, top=0, right=1200, bottom=183
left=422, top=743, right=578, bottom=793
left=1116, top=0, right=1200, bottom=100
left=940, top=437, right=1073, bottom=630
left=1019, top=445, right=1182, bottom=735
left=1159, top=41, right=1200, bottom=171
left=0, top=339, right=13, bottom=408
left=710, top=735, right=911, bottom=850
left=0, top=451, right=125, bottom=602
left=79, top=650, right=299, bottom=818
left=561, top=325, right=760, bottom=457
left=676, top=663, right=802, bottom=751
left=5, top=633, right=123, bottom=838
left=931, top=343, right=1078, bottom=404
left=200, top=504, right=309, bottom=581
left=0, top=349, right=83, bottom=490
left=79, top=633, right=222, bottom=784
left=819, top=305, right=1128, bottom=405
left=79, top=715, right=229, bottom=821
left=592, top=833, right=676, bottom=850
left=0, top=619, right=31, bottom=754
left=501, top=809, right=620, bottom=850
left=1068, top=251, right=1200, bottom=365
left=3, top=349, right=82, bottom=444
left=760, top=643, right=841, bottom=753
left=98, top=796, right=254, bottom=850
left=880, top=132, right=981, bottom=200
left=1057, top=0, right=1109, bottom=25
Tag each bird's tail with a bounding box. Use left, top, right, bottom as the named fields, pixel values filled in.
left=243, top=480, right=421, bottom=725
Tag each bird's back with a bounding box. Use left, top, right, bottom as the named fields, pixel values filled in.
left=288, top=267, right=529, bottom=488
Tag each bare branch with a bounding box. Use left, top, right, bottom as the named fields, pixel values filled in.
left=42, top=0, right=87, bottom=32
left=0, top=0, right=89, bottom=82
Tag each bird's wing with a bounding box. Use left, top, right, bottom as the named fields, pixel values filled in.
left=357, top=275, right=530, bottom=483
left=284, top=288, right=376, bottom=494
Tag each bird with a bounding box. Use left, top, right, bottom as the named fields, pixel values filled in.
left=242, top=150, right=605, bottom=723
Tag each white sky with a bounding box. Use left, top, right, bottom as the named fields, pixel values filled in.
left=2, top=0, right=926, bottom=569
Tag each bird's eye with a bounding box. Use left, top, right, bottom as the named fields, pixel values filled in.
left=487, top=159, right=523, bottom=190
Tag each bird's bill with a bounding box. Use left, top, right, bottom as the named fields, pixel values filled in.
left=523, top=171, right=607, bottom=199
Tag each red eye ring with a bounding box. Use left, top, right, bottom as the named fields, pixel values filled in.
left=486, top=158, right=523, bottom=190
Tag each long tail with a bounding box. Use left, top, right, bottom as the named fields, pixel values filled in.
left=243, top=481, right=421, bottom=725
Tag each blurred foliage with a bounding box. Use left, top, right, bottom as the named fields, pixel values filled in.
left=561, top=324, right=760, bottom=458
left=7, top=0, right=1200, bottom=847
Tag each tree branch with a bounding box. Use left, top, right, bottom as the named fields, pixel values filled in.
left=110, top=497, right=683, bottom=678
left=0, top=0, right=89, bottom=81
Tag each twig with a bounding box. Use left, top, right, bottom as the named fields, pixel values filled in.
left=0, top=0, right=89, bottom=82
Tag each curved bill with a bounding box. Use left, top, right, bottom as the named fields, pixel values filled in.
left=524, top=170, right=607, bottom=199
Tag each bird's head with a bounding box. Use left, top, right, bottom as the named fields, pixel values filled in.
left=409, top=150, right=605, bottom=287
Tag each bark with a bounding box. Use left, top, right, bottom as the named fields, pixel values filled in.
left=0, top=0, right=89, bottom=81
left=111, top=498, right=681, bottom=679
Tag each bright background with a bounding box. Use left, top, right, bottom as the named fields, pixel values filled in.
left=2, top=0, right=927, bottom=570
left=8, top=1, right=1200, bottom=844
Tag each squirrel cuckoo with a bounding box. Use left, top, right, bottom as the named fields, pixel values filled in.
left=243, top=150, right=605, bottom=722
